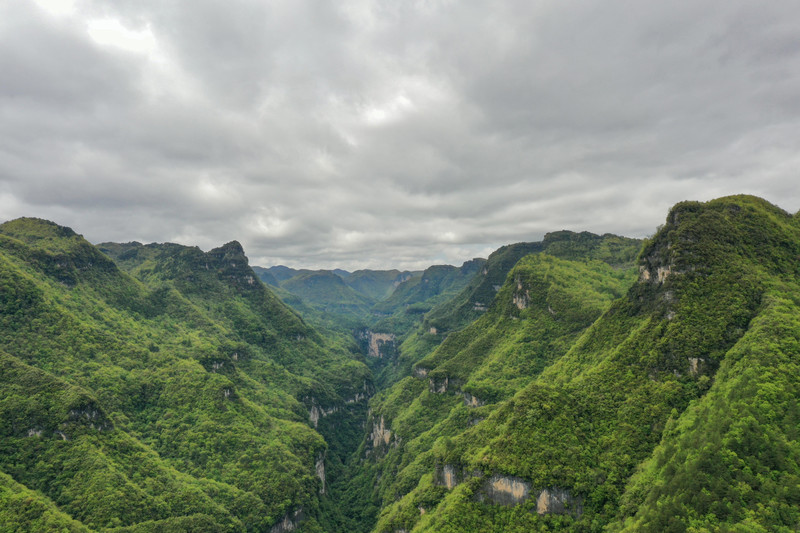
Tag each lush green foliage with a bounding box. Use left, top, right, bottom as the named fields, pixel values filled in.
left=397, top=232, right=641, bottom=376
left=4, top=196, right=800, bottom=533
left=1, top=219, right=371, bottom=532
left=360, top=196, right=800, bottom=533
left=365, top=252, right=639, bottom=532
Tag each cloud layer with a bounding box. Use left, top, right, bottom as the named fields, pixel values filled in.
left=2, top=0, right=800, bottom=269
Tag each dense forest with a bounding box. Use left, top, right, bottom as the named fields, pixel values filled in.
left=2, top=195, right=799, bottom=532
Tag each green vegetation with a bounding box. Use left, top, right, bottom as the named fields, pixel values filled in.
left=3, top=195, right=800, bottom=533
left=397, top=232, right=641, bottom=378
left=364, top=250, right=639, bottom=532
left=360, top=195, right=800, bottom=532
left=250, top=266, right=420, bottom=334
left=1, top=218, right=370, bottom=531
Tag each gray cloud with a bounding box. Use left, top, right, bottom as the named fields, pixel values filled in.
left=1, top=0, right=800, bottom=269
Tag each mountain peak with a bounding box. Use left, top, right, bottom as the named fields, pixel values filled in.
left=0, top=217, right=79, bottom=243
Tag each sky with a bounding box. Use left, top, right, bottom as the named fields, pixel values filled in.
left=2, top=0, right=800, bottom=270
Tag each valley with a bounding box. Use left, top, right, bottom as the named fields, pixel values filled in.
left=2, top=195, right=800, bottom=532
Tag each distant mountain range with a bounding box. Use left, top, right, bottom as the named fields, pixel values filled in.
left=1, top=195, right=799, bottom=532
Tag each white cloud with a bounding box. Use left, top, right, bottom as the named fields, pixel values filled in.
left=2, top=0, right=800, bottom=270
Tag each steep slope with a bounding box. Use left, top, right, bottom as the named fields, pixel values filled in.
left=250, top=267, right=417, bottom=334
left=344, top=270, right=417, bottom=301
left=351, top=251, right=638, bottom=532
left=281, top=270, right=376, bottom=328
left=251, top=265, right=280, bottom=286
left=363, top=260, right=485, bottom=355
left=2, top=218, right=371, bottom=531
left=356, top=260, right=485, bottom=386
left=375, top=195, right=800, bottom=532
left=397, top=231, right=641, bottom=383
left=0, top=470, right=91, bottom=532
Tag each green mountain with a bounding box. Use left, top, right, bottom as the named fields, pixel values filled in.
left=251, top=265, right=280, bottom=287
left=4, top=195, right=800, bottom=533
left=359, top=195, right=800, bottom=532
left=281, top=271, right=375, bottom=324
left=251, top=266, right=419, bottom=334
left=369, top=260, right=486, bottom=336
left=344, top=270, right=417, bottom=302
left=1, top=219, right=370, bottom=532
left=357, top=245, right=639, bottom=532
left=397, top=232, right=641, bottom=379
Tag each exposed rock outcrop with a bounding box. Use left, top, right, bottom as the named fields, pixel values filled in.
left=368, top=332, right=396, bottom=358
left=480, top=474, right=531, bottom=506
left=441, top=464, right=458, bottom=490
left=462, top=473, right=583, bottom=516
left=536, top=487, right=582, bottom=516
left=512, top=274, right=531, bottom=309
left=429, top=376, right=449, bottom=394
left=461, top=392, right=484, bottom=407
left=640, top=265, right=674, bottom=283
left=309, top=403, right=339, bottom=428
left=434, top=463, right=481, bottom=490
left=67, top=401, right=113, bottom=432
left=369, top=415, right=392, bottom=448
left=357, top=330, right=397, bottom=358
left=316, top=452, right=326, bottom=495
left=307, top=388, right=369, bottom=428
left=269, top=508, right=304, bottom=533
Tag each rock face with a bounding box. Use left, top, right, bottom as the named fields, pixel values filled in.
left=481, top=474, right=531, bottom=506
left=357, top=330, right=397, bottom=358
left=368, top=332, right=396, bottom=358
left=458, top=473, right=583, bottom=516
left=442, top=464, right=458, bottom=490
left=536, top=487, right=581, bottom=516
left=512, top=275, right=530, bottom=309
left=413, top=366, right=429, bottom=378
left=434, top=464, right=481, bottom=489
left=315, top=452, right=326, bottom=495
left=640, top=265, right=673, bottom=283
left=66, top=401, right=113, bottom=432
left=461, top=392, right=484, bottom=407
left=269, top=508, right=304, bottom=533
left=307, top=388, right=369, bottom=428
left=370, top=415, right=392, bottom=448
left=429, top=376, right=449, bottom=394
left=308, top=403, right=338, bottom=428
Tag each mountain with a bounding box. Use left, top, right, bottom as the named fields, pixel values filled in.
left=4, top=195, right=800, bottom=533
left=358, top=195, right=800, bottom=532
left=396, top=231, right=641, bottom=379
left=2, top=219, right=370, bottom=532
left=250, top=266, right=419, bottom=333
left=357, top=242, right=640, bottom=532
left=281, top=270, right=376, bottom=327
left=344, top=269, right=417, bottom=302
left=369, top=259, right=486, bottom=335
left=251, top=265, right=280, bottom=286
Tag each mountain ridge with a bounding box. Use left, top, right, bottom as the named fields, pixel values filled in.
left=2, top=195, right=799, bottom=532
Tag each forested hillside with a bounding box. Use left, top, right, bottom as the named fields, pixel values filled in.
left=2, top=195, right=799, bottom=533
left=0, top=219, right=370, bottom=532
left=359, top=195, right=800, bottom=532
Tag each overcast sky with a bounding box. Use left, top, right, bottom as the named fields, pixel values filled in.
left=2, top=0, right=800, bottom=269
